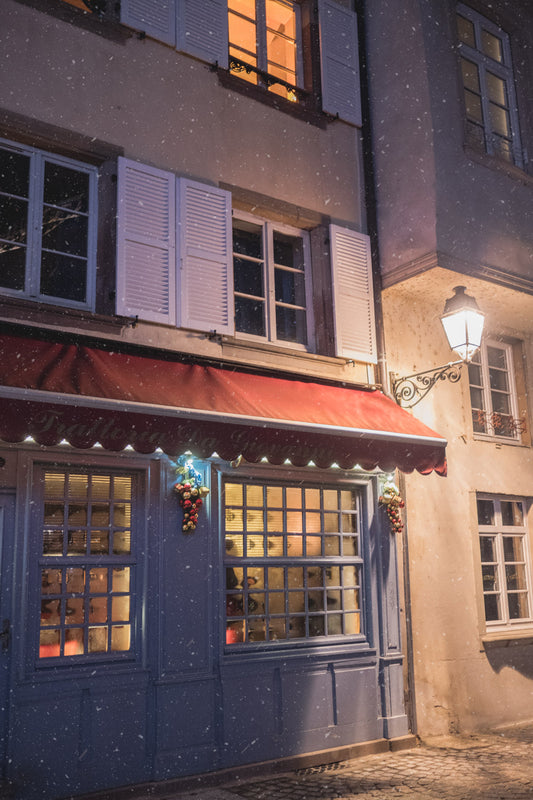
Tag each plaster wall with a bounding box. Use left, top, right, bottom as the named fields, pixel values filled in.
left=383, top=284, right=533, bottom=735
left=1, top=0, right=363, bottom=225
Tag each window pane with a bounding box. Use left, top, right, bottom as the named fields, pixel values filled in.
left=461, top=58, right=480, bottom=92
left=0, top=196, right=28, bottom=245
left=489, top=104, right=510, bottom=138
left=484, top=594, right=500, bottom=621
left=480, top=536, right=496, bottom=562
left=42, top=207, right=88, bottom=258
left=501, top=501, right=523, bottom=527
left=43, top=162, right=89, bottom=213
left=457, top=14, right=475, bottom=47
left=481, top=29, right=503, bottom=62
left=275, top=267, right=306, bottom=305
left=482, top=565, right=498, bottom=591
left=275, top=305, right=307, bottom=345
left=40, top=251, right=87, bottom=302
left=228, top=12, right=257, bottom=56
left=477, top=499, right=494, bottom=525
left=233, top=224, right=262, bottom=259
left=234, top=257, right=264, bottom=297
left=235, top=295, right=266, bottom=336
left=464, top=90, right=483, bottom=123
left=506, top=564, right=526, bottom=591
left=486, top=72, right=507, bottom=106
left=487, top=346, right=506, bottom=369
left=508, top=593, right=529, bottom=620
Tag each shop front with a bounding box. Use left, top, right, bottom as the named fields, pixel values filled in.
left=0, top=333, right=446, bottom=799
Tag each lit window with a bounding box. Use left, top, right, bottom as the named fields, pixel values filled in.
left=477, top=495, right=532, bottom=628
left=233, top=214, right=313, bottom=348
left=224, top=481, right=363, bottom=645
left=0, top=139, right=97, bottom=309
left=39, top=470, right=135, bottom=659
left=468, top=340, right=521, bottom=439
left=457, top=4, right=523, bottom=167
left=228, top=0, right=302, bottom=101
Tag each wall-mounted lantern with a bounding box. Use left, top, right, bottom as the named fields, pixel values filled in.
left=392, top=286, right=484, bottom=408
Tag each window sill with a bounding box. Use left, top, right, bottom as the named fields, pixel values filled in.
left=482, top=628, right=533, bottom=648
left=464, top=144, right=533, bottom=186
left=472, top=433, right=525, bottom=447
left=222, top=335, right=371, bottom=373
left=216, top=68, right=327, bottom=129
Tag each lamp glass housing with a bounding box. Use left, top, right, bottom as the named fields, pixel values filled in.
left=440, top=286, right=484, bottom=362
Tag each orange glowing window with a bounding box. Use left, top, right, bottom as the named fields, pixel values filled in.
left=228, top=0, right=302, bottom=102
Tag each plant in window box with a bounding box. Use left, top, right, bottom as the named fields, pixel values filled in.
left=379, top=480, right=405, bottom=534
left=173, top=456, right=209, bottom=532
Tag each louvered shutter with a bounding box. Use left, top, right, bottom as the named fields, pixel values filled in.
left=120, top=0, right=176, bottom=46
left=318, top=0, right=362, bottom=127
left=116, top=158, right=176, bottom=325
left=177, top=0, right=229, bottom=68
left=330, top=226, right=376, bottom=363
left=177, top=179, right=234, bottom=335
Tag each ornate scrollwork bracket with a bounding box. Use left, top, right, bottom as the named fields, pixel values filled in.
left=392, top=361, right=464, bottom=408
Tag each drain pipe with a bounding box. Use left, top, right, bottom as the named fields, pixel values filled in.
left=357, top=0, right=418, bottom=737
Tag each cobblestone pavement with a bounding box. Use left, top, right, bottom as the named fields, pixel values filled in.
left=167, top=724, right=533, bottom=800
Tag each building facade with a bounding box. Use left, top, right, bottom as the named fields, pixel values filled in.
left=0, top=1, right=447, bottom=798
left=366, top=0, right=533, bottom=737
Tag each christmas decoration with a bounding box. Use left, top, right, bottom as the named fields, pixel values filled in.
left=173, top=456, right=210, bottom=533
left=379, top=480, right=405, bottom=534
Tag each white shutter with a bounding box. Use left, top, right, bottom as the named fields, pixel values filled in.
left=177, top=0, right=229, bottom=68
left=318, top=0, right=362, bottom=127
left=330, top=226, right=376, bottom=363
left=177, top=179, right=234, bottom=335
left=116, top=158, right=176, bottom=325
left=120, top=0, right=176, bottom=46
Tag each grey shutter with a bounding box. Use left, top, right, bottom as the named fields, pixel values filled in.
left=319, top=0, right=362, bottom=127
left=176, top=0, right=229, bottom=68
left=116, top=158, right=176, bottom=325
left=330, top=225, right=376, bottom=363
left=120, top=0, right=176, bottom=46
left=177, top=179, right=234, bottom=335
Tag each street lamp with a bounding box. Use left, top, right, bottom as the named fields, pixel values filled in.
left=392, top=286, right=484, bottom=408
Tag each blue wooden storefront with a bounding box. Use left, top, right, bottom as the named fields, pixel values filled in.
left=0, top=451, right=408, bottom=800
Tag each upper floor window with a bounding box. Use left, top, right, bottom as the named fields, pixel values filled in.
left=224, top=479, right=364, bottom=646
left=0, top=140, right=97, bottom=310
left=233, top=214, right=313, bottom=348
left=456, top=4, right=523, bottom=168
left=477, top=495, right=532, bottom=629
left=117, top=158, right=377, bottom=364
left=468, top=339, right=521, bottom=440
left=228, top=0, right=302, bottom=102
left=120, top=0, right=362, bottom=126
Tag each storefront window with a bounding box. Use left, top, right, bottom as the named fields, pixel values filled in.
left=223, top=480, right=363, bottom=644
left=39, top=470, right=135, bottom=659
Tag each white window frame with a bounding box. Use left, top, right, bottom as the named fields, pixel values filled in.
left=456, top=3, right=523, bottom=168
left=0, top=138, right=97, bottom=311
left=232, top=211, right=315, bottom=351
left=228, top=0, right=304, bottom=96
left=468, top=339, right=521, bottom=442
left=477, top=494, right=533, bottom=631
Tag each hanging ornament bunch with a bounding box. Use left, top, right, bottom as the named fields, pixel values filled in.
left=174, top=456, right=210, bottom=533
left=379, top=480, right=405, bottom=534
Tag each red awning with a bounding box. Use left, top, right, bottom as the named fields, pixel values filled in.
left=0, top=333, right=447, bottom=474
